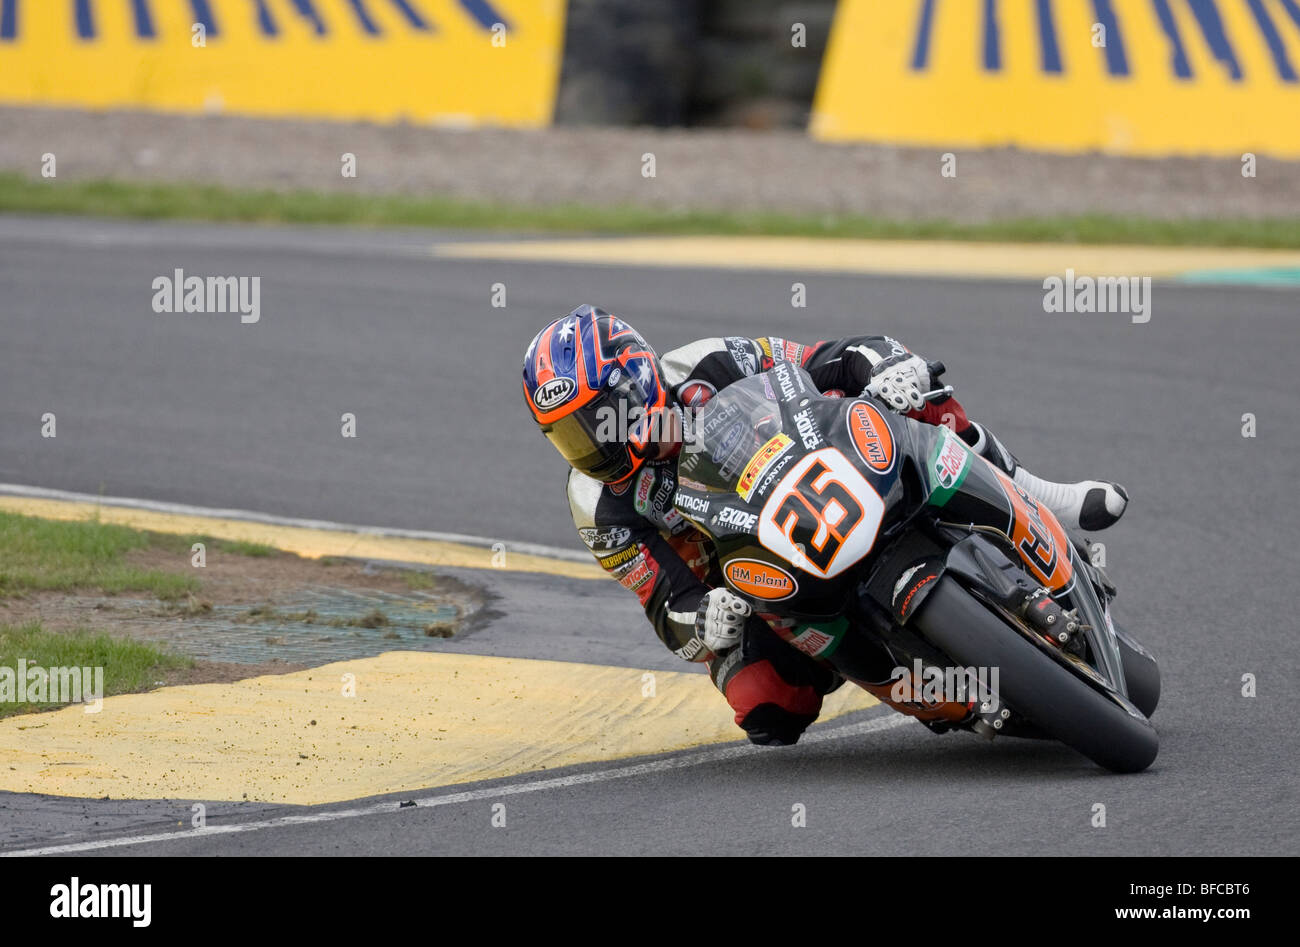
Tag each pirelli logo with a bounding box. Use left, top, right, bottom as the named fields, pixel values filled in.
left=813, top=0, right=1300, bottom=157
left=738, top=434, right=793, bottom=503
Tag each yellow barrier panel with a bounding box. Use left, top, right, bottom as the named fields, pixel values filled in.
left=0, top=0, right=565, bottom=126
left=812, top=0, right=1300, bottom=157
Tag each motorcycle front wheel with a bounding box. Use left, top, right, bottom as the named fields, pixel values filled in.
left=912, top=576, right=1159, bottom=773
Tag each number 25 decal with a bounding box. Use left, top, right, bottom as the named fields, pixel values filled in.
left=758, top=449, right=886, bottom=579
left=772, top=460, right=863, bottom=571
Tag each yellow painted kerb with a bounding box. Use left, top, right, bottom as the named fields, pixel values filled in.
left=434, top=236, right=1300, bottom=280
left=0, top=496, right=605, bottom=580
left=0, top=651, right=878, bottom=805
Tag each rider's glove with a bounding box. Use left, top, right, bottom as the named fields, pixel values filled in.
left=864, top=353, right=935, bottom=413
left=695, top=588, right=751, bottom=653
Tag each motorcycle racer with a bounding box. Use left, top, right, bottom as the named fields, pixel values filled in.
left=522, top=305, right=1129, bottom=746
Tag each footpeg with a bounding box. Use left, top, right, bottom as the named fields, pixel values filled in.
left=970, top=699, right=1012, bottom=740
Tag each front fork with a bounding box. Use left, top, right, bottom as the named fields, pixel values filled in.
left=848, top=530, right=1134, bottom=736
left=898, top=531, right=1132, bottom=700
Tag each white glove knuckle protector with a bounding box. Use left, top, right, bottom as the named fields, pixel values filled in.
left=865, top=354, right=930, bottom=413
left=695, top=588, right=751, bottom=652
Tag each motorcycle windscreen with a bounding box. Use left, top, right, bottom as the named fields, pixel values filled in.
left=756, top=447, right=886, bottom=579
left=682, top=375, right=787, bottom=493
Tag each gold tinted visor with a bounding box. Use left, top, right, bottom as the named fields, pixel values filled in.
left=542, top=398, right=635, bottom=483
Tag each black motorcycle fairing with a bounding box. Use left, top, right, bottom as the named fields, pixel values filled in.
left=675, top=366, right=1137, bottom=705
left=674, top=368, right=912, bottom=621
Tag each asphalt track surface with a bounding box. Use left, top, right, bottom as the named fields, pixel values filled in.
left=1, top=215, right=1298, bottom=855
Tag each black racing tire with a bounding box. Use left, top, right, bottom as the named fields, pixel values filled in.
left=1116, top=628, right=1161, bottom=719
left=912, top=577, right=1158, bottom=773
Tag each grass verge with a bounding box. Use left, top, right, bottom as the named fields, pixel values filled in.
left=2, top=172, right=1299, bottom=248
left=0, top=510, right=278, bottom=599
left=0, top=511, right=199, bottom=600
left=0, top=622, right=192, bottom=718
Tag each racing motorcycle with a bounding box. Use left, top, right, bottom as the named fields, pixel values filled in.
left=673, top=362, right=1160, bottom=773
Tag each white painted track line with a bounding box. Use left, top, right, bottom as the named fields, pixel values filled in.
left=0, top=713, right=908, bottom=856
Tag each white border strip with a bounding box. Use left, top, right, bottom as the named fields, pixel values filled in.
left=0, top=482, right=592, bottom=564
left=0, top=714, right=907, bottom=857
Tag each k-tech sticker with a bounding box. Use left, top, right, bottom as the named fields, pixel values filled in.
left=847, top=401, right=895, bottom=473
left=725, top=558, right=799, bottom=601
left=758, top=448, right=885, bottom=579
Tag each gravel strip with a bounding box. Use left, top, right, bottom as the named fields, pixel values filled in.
left=3, top=106, right=1299, bottom=223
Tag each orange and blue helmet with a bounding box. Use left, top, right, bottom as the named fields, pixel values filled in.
left=523, top=306, right=669, bottom=484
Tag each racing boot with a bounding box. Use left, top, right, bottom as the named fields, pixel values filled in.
left=961, top=422, right=1128, bottom=531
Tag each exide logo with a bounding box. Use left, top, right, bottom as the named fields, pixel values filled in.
left=533, top=377, right=576, bottom=411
